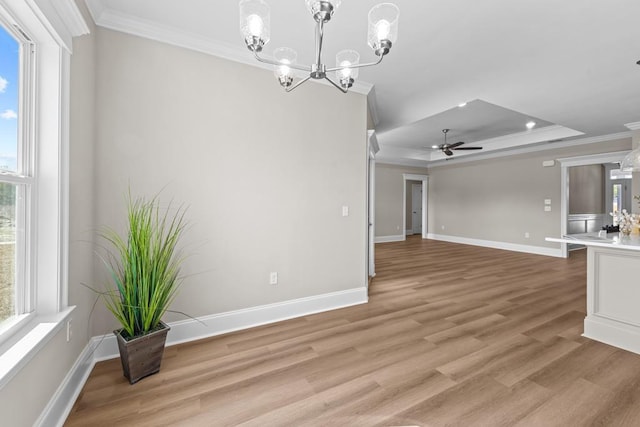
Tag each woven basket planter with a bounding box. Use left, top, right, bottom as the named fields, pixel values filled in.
left=115, top=322, right=170, bottom=384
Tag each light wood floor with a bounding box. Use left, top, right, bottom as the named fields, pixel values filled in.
left=65, top=237, right=640, bottom=426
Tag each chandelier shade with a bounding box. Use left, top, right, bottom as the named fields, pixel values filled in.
left=368, top=3, right=399, bottom=56
left=239, top=0, right=399, bottom=93
left=273, top=47, right=297, bottom=88
left=336, top=49, right=360, bottom=89
left=239, top=0, right=270, bottom=52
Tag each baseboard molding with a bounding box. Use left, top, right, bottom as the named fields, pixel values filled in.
left=35, top=342, right=97, bottom=427
left=95, top=286, right=368, bottom=363
left=584, top=315, right=640, bottom=356
left=375, top=235, right=405, bottom=243
left=426, top=233, right=563, bottom=258
left=38, top=286, right=368, bottom=425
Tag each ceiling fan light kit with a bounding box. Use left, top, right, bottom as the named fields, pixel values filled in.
left=239, top=0, right=399, bottom=93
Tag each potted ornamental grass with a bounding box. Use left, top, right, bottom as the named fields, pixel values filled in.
left=98, top=192, right=188, bottom=384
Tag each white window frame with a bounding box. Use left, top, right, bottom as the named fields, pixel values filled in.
left=0, top=13, right=35, bottom=342
left=0, top=0, right=89, bottom=388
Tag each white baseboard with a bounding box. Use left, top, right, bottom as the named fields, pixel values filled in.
left=92, top=287, right=369, bottom=361
left=426, top=233, right=563, bottom=257
left=37, top=285, right=369, bottom=427
left=584, top=315, right=640, bottom=356
left=375, top=235, right=405, bottom=243
left=93, top=286, right=368, bottom=361
left=35, top=341, right=97, bottom=427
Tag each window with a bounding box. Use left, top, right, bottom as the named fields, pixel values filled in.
left=0, top=0, right=88, bottom=384
left=610, top=168, right=632, bottom=180
left=0, top=20, right=31, bottom=327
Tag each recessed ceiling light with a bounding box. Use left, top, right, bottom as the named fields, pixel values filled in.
left=431, top=145, right=439, bottom=149
left=526, top=121, right=536, bottom=129
left=458, top=102, right=467, bottom=108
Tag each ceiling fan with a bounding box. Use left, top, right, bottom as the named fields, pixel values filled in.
left=432, top=129, right=483, bottom=156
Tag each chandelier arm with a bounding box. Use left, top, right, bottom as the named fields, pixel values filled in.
left=253, top=51, right=311, bottom=73
left=284, top=75, right=313, bottom=92
left=324, top=76, right=348, bottom=93
left=325, top=55, right=384, bottom=73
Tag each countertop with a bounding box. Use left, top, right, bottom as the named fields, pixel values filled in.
left=546, top=232, right=640, bottom=252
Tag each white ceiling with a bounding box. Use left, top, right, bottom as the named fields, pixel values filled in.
left=85, top=0, right=640, bottom=165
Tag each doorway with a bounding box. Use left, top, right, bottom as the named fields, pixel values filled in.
left=402, top=174, right=428, bottom=239
left=559, top=151, right=630, bottom=257
left=410, top=183, right=423, bottom=235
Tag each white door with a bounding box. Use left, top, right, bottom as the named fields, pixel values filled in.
left=412, top=184, right=422, bottom=234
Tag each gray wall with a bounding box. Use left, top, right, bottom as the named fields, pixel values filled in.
left=0, top=1, right=98, bottom=425
left=569, top=165, right=605, bottom=214
left=1, top=18, right=369, bottom=424
left=375, top=164, right=428, bottom=237
left=91, top=28, right=368, bottom=332
left=427, top=139, right=631, bottom=249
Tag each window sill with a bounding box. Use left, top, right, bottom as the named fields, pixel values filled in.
left=0, top=306, right=75, bottom=389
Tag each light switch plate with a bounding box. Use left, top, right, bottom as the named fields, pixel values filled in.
left=544, top=206, right=551, bottom=212
left=544, top=199, right=552, bottom=205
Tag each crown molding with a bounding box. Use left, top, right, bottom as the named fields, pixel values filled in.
left=51, top=0, right=89, bottom=36
left=427, top=130, right=632, bottom=168
left=22, top=0, right=90, bottom=52
left=625, top=121, right=640, bottom=131
left=428, top=124, right=584, bottom=162
left=556, top=150, right=630, bottom=167
left=83, top=1, right=373, bottom=95
left=378, top=130, right=632, bottom=169
left=84, top=0, right=105, bottom=24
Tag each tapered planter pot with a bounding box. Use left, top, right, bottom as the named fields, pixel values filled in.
left=115, top=322, right=170, bottom=384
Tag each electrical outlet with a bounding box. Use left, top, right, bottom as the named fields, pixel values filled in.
left=66, top=319, right=72, bottom=342
left=441, top=225, right=445, bottom=230
left=525, top=232, right=530, bottom=238
left=269, top=272, right=278, bottom=285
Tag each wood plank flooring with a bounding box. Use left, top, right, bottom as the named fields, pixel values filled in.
left=65, top=237, right=640, bottom=426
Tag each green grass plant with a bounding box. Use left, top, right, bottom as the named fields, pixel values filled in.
left=99, top=193, right=187, bottom=339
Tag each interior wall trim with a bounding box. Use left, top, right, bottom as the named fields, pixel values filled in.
left=92, top=286, right=369, bottom=362
left=378, top=131, right=633, bottom=169
left=36, top=287, right=368, bottom=426
left=374, top=235, right=406, bottom=243
left=34, top=340, right=96, bottom=427
left=426, top=233, right=563, bottom=258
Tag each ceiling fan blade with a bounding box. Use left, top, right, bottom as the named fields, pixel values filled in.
left=454, top=146, right=483, bottom=150
left=448, top=141, right=464, bottom=149
left=444, top=149, right=454, bottom=156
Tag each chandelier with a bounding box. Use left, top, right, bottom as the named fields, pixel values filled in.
left=239, top=0, right=399, bottom=93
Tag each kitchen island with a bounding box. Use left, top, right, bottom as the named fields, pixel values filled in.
left=547, top=233, right=640, bottom=355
